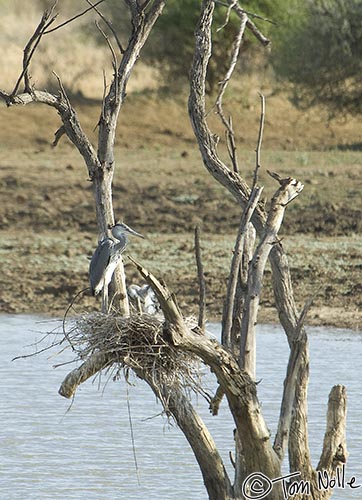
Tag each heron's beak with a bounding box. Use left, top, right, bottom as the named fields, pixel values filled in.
left=130, top=229, right=145, bottom=239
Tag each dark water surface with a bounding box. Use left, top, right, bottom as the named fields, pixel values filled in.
left=0, top=315, right=361, bottom=499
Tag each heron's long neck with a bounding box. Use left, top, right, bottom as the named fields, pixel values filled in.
left=113, top=234, right=127, bottom=254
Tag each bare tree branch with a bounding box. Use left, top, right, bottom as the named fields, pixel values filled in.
left=52, top=71, right=72, bottom=108
left=215, top=12, right=247, bottom=172
left=11, top=4, right=58, bottom=96
left=189, top=0, right=307, bottom=346
left=217, top=1, right=272, bottom=47
left=222, top=186, right=263, bottom=349
left=245, top=16, right=271, bottom=46
left=273, top=296, right=314, bottom=460
left=52, top=125, right=66, bottom=147
left=317, top=385, right=348, bottom=471
left=225, top=116, right=239, bottom=173
left=287, top=339, right=313, bottom=477
left=130, top=256, right=282, bottom=494
left=59, top=351, right=111, bottom=398
left=253, top=93, right=265, bottom=189
left=274, top=336, right=307, bottom=460
left=214, top=0, right=277, bottom=25
left=216, top=0, right=237, bottom=32
left=240, top=176, right=304, bottom=378
left=194, top=226, right=206, bottom=333
left=149, top=378, right=233, bottom=500
left=44, top=0, right=107, bottom=35
left=85, top=0, right=125, bottom=54
left=95, top=20, right=119, bottom=101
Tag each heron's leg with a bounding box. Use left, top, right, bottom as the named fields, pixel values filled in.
left=102, top=284, right=109, bottom=313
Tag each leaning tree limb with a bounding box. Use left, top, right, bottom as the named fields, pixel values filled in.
left=130, top=257, right=283, bottom=497
left=134, top=367, right=234, bottom=500
left=59, top=351, right=111, bottom=399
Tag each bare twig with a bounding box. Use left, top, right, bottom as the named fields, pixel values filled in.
left=252, top=93, right=265, bottom=189
left=95, top=20, right=118, bottom=83
left=52, top=71, right=72, bottom=110
left=295, top=295, right=314, bottom=339
left=85, top=0, right=125, bottom=54
left=140, top=0, right=153, bottom=11
left=11, top=5, right=58, bottom=96
left=214, top=1, right=277, bottom=25
left=209, top=384, right=225, bottom=415
left=44, top=0, right=107, bottom=34
left=217, top=0, right=236, bottom=31
left=215, top=12, right=247, bottom=173
left=245, top=17, right=271, bottom=47
left=52, top=125, right=66, bottom=147
left=59, top=351, right=111, bottom=398
left=194, top=226, right=206, bottom=333
left=225, top=117, right=239, bottom=173
left=267, top=169, right=283, bottom=183
left=224, top=1, right=271, bottom=47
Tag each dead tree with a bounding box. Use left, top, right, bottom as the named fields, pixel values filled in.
left=0, top=0, right=166, bottom=315
left=1, top=2, right=347, bottom=499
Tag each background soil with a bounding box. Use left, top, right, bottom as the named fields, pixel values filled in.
left=0, top=91, right=361, bottom=330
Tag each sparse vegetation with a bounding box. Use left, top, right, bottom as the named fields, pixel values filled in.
left=271, top=0, right=362, bottom=116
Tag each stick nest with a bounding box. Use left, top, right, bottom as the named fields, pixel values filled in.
left=66, top=312, right=202, bottom=406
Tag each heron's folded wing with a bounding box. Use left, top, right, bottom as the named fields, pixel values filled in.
left=89, top=238, right=113, bottom=295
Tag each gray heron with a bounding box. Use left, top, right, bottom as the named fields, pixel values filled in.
left=89, top=222, right=144, bottom=313
left=128, top=284, right=161, bottom=316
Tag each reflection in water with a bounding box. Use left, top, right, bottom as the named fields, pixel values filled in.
left=0, top=316, right=361, bottom=499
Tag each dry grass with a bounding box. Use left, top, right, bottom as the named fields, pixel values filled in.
left=0, top=1, right=159, bottom=97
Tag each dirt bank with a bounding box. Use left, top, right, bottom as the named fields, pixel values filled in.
left=0, top=94, right=361, bottom=330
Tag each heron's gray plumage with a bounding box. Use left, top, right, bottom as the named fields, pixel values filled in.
left=89, top=238, right=113, bottom=296
left=128, top=284, right=161, bottom=316
left=89, top=222, right=144, bottom=313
